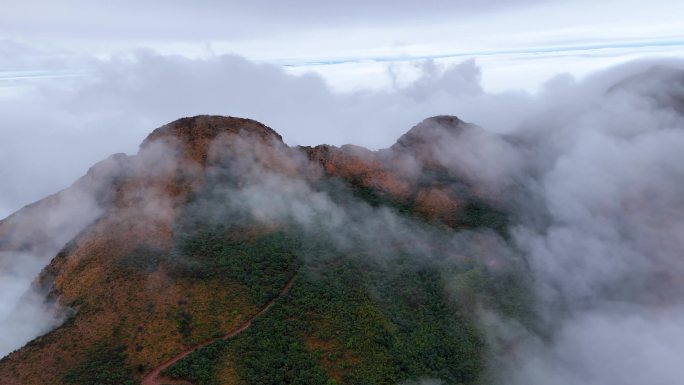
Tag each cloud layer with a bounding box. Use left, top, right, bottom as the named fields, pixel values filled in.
left=0, top=48, right=531, bottom=218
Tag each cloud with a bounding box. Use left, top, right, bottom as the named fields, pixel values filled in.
left=0, top=176, right=105, bottom=357
left=500, top=306, right=684, bottom=385
left=0, top=47, right=534, bottom=219
left=477, top=60, right=684, bottom=384
left=0, top=251, right=69, bottom=358
left=1, top=0, right=549, bottom=41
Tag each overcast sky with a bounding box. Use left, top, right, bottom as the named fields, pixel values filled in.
left=3, top=0, right=684, bottom=91
left=1, top=0, right=684, bottom=217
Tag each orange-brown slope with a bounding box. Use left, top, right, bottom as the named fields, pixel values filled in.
left=0, top=116, right=282, bottom=384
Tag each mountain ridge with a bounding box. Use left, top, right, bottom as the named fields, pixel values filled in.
left=0, top=114, right=527, bottom=385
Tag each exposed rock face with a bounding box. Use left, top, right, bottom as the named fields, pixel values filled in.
left=0, top=114, right=509, bottom=385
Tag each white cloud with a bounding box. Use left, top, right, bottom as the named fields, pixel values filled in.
left=0, top=49, right=537, bottom=218
left=3, top=0, right=684, bottom=95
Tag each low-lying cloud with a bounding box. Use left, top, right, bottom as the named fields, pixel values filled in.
left=0, top=44, right=533, bottom=219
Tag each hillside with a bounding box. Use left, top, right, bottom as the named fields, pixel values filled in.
left=0, top=115, right=532, bottom=385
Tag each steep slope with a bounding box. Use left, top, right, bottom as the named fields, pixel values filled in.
left=0, top=115, right=532, bottom=385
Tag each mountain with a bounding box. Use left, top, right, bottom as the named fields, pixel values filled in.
left=0, top=115, right=531, bottom=385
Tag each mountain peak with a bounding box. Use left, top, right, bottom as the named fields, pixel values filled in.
left=391, top=115, right=468, bottom=151
left=140, top=115, right=284, bottom=166
left=142, top=115, right=283, bottom=149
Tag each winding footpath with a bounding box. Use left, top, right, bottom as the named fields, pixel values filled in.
left=141, top=275, right=297, bottom=385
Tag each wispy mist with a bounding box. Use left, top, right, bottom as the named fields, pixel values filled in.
left=0, top=252, right=61, bottom=356
left=0, top=155, right=116, bottom=357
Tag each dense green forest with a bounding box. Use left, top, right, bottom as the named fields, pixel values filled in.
left=153, top=172, right=532, bottom=384
left=63, top=343, right=136, bottom=385
left=158, top=225, right=531, bottom=385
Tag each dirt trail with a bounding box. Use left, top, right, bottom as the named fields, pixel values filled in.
left=141, top=275, right=297, bottom=385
